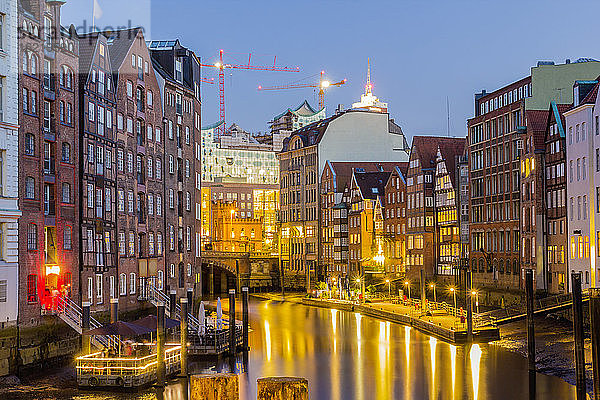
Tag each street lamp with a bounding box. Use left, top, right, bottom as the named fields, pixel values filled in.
left=404, top=281, right=411, bottom=301
left=385, top=279, right=390, bottom=298
left=429, top=283, right=437, bottom=308
left=449, top=286, right=457, bottom=312
left=471, top=290, right=479, bottom=314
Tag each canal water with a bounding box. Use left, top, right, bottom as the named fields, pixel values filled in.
left=12, top=298, right=577, bottom=399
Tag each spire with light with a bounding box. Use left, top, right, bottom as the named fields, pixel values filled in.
left=352, top=58, right=388, bottom=113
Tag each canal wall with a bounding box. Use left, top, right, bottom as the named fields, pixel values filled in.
left=251, top=295, right=498, bottom=344
left=0, top=320, right=80, bottom=377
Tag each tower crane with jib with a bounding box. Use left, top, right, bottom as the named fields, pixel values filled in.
left=257, top=70, right=347, bottom=110
left=199, top=49, right=300, bottom=136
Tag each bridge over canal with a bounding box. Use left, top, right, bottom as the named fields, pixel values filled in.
left=200, top=250, right=281, bottom=295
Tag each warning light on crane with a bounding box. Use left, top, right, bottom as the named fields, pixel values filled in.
left=200, top=50, right=300, bottom=136
left=258, top=70, right=347, bottom=110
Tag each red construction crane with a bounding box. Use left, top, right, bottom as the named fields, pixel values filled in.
left=258, top=71, right=347, bottom=110
left=200, top=50, right=300, bottom=135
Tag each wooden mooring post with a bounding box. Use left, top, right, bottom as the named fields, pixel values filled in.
left=572, top=272, right=586, bottom=400
left=525, top=269, right=535, bottom=372
left=257, top=377, right=309, bottom=400
left=590, top=288, right=600, bottom=400
left=229, top=289, right=236, bottom=355
left=180, top=297, right=188, bottom=377
left=110, top=298, right=118, bottom=323
left=82, top=302, right=91, bottom=354
left=242, top=287, right=249, bottom=351
left=190, top=374, right=239, bottom=400
left=156, top=302, right=166, bottom=387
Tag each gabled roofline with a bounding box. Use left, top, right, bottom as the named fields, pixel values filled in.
left=550, top=101, right=566, bottom=138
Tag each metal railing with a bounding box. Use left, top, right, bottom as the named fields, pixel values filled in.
left=76, top=344, right=181, bottom=379
left=56, top=296, right=123, bottom=349
left=145, top=283, right=201, bottom=333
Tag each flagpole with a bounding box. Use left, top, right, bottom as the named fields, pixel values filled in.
left=91, top=0, right=95, bottom=32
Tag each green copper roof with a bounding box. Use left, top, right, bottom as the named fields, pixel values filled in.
left=201, top=120, right=225, bottom=131
left=550, top=101, right=565, bottom=138
left=272, top=100, right=323, bottom=121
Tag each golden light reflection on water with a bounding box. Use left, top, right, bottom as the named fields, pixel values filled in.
left=331, top=309, right=337, bottom=334
left=354, top=312, right=363, bottom=399
left=450, top=344, right=457, bottom=399
left=376, top=321, right=391, bottom=399
left=429, top=337, right=437, bottom=399
left=470, top=344, right=482, bottom=400
left=264, top=320, right=271, bottom=362
left=331, top=309, right=340, bottom=400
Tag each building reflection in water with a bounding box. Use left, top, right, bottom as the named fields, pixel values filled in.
left=470, top=344, right=482, bottom=400
left=78, top=299, right=578, bottom=400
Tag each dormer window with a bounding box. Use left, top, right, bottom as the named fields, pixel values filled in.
left=175, top=59, right=183, bottom=82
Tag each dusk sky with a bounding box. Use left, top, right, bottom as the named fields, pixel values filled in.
left=62, top=0, right=600, bottom=140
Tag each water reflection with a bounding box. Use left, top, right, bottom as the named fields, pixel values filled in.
left=28, top=299, right=578, bottom=400
left=429, top=337, right=437, bottom=399
left=264, top=320, right=271, bottom=361
left=470, top=344, right=482, bottom=400
left=450, top=344, right=457, bottom=399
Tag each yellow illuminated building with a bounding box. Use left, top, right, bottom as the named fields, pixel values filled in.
left=211, top=201, right=263, bottom=253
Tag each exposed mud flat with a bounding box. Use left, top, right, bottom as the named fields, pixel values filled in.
left=496, top=315, right=593, bottom=393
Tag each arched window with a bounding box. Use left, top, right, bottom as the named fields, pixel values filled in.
left=62, top=142, right=71, bottom=163
left=27, top=223, right=37, bottom=250
left=25, top=134, right=35, bottom=155
left=22, top=52, right=28, bottom=73
left=119, top=273, right=126, bottom=295
left=62, top=182, right=71, bottom=203
left=29, top=53, right=37, bottom=75
left=63, top=225, right=72, bottom=250
left=25, top=176, right=35, bottom=199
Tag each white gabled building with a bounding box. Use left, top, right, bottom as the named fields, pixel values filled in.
left=0, top=0, right=21, bottom=325
left=564, top=80, right=600, bottom=290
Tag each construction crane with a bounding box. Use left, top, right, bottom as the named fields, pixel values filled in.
left=257, top=71, right=347, bottom=110
left=199, top=50, right=300, bottom=135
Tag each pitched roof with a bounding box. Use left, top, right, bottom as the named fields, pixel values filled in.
left=327, top=161, right=407, bottom=192
left=526, top=110, right=550, bottom=151
left=437, top=138, right=466, bottom=187
left=353, top=171, right=391, bottom=200
left=581, top=81, right=599, bottom=105
left=411, top=136, right=466, bottom=169
left=101, top=28, right=143, bottom=72
left=77, top=32, right=103, bottom=77
left=281, top=112, right=343, bottom=150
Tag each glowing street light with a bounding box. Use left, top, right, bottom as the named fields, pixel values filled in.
left=429, top=283, right=437, bottom=308
left=449, top=286, right=457, bottom=312
left=385, top=279, right=390, bottom=298
left=404, top=281, right=411, bottom=300
left=472, top=290, right=480, bottom=314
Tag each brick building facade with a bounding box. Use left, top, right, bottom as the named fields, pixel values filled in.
left=77, top=32, right=118, bottom=313
left=149, top=39, right=201, bottom=298
left=18, top=0, right=79, bottom=325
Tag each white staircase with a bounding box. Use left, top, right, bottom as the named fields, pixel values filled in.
left=146, top=283, right=201, bottom=333
left=56, top=296, right=124, bottom=350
